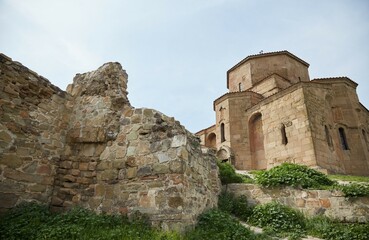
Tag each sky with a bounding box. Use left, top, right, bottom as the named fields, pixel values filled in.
left=1, top=0, right=368, bottom=133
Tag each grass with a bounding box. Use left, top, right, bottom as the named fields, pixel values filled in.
left=0, top=202, right=182, bottom=240
left=328, top=174, right=369, bottom=183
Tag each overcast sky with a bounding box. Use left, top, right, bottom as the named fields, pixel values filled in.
left=1, top=0, right=368, bottom=133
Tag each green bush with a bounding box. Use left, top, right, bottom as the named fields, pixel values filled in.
left=255, top=163, right=335, bottom=188
left=249, top=201, right=305, bottom=235
left=218, top=191, right=252, bottom=221
left=217, top=161, right=252, bottom=185
left=306, top=216, right=369, bottom=240
left=339, top=183, right=369, bottom=197
left=186, top=209, right=255, bottom=240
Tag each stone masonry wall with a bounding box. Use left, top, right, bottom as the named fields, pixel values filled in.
left=228, top=183, right=369, bottom=223
left=0, top=53, right=68, bottom=213
left=246, top=85, right=318, bottom=170
left=304, top=81, right=369, bottom=176
left=0, top=54, right=221, bottom=230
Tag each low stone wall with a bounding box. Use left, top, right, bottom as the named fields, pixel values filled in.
left=227, top=183, right=369, bottom=223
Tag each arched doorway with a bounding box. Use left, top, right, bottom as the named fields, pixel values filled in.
left=206, top=133, right=216, bottom=149
left=249, top=113, right=266, bottom=169
left=216, top=146, right=234, bottom=164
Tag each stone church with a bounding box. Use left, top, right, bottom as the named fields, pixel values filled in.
left=196, top=51, right=369, bottom=176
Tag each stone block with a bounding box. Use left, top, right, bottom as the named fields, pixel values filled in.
left=171, top=135, right=187, bottom=147
left=153, top=163, right=169, bottom=174
left=37, top=165, right=52, bottom=175
left=320, top=198, right=331, bottom=208
left=137, top=166, right=152, bottom=177
left=126, top=167, right=137, bottom=179
left=0, top=154, right=23, bottom=168
left=70, top=169, right=80, bottom=176
left=79, top=163, right=89, bottom=171
left=98, top=169, right=118, bottom=181
left=156, top=152, right=171, bottom=163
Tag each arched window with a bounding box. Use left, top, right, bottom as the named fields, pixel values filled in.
left=338, top=127, right=349, bottom=150
left=325, top=125, right=333, bottom=148
left=206, top=133, right=217, bottom=149
left=220, top=123, right=226, bottom=142
left=281, top=124, right=288, bottom=145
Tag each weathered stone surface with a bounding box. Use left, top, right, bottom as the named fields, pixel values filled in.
left=228, top=183, right=369, bottom=223
left=0, top=54, right=221, bottom=232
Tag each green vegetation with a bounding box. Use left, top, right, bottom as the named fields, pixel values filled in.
left=306, top=215, right=369, bottom=240
left=217, top=161, right=253, bottom=185
left=186, top=209, right=256, bottom=240
left=0, top=202, right=181, bottom=240
left=218, top=191, right=252, bottom=221
left=249, top=201, right=305, bottom=239
left=252, top=163, right=369, bottom=198
left=328, top=174, right=369, bottom=183
left=255, top=163, right=335, bottom=188
left=338, top=183, right=369, bottom=197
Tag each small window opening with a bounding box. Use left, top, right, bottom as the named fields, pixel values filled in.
left=339, top=127, right=349, bottom=150
left=220, top=123, right=226, bottom=142
left=325, top=125, right=333, bottom=148
left=298, top=77, right=301, bottom=82
left=281, top=124, right=288, bottom=145
left=238, top=83, right=242, bottom=91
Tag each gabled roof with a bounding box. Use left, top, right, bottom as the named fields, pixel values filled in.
left=226, top=50, right=310, bottom=88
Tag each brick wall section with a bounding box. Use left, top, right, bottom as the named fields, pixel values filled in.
left=0, top=53, right=69, bottom=213
left=228, top=183, right=369, bottom=223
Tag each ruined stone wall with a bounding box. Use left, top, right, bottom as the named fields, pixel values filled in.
left=0, top=54, right=220, bottom=230
left=0, top=54, right=69, bottom=213
left=228, top=183, right=369, bottom=223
